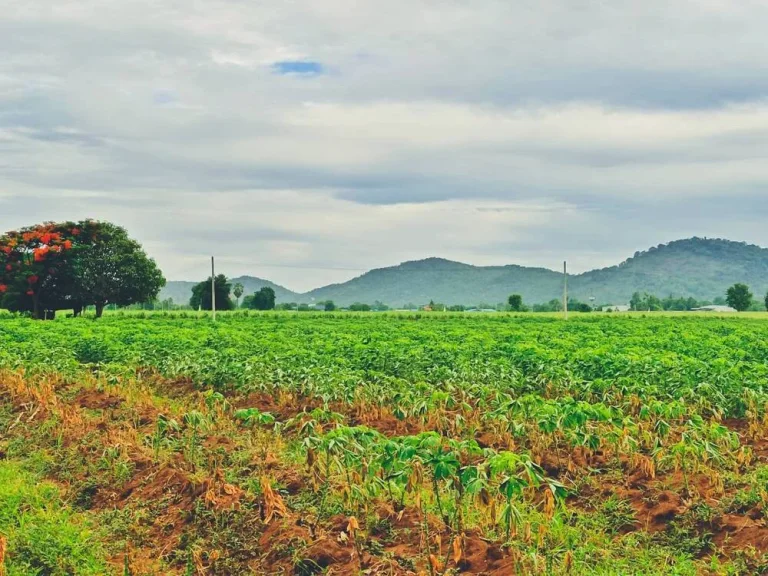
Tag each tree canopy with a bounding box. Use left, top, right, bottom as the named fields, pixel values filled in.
left=190, top=275, right=234, bottom=311
left=0, top=220, right=165, bottom=318
left=244, top=287, right=276, bottom=310
left=233, top=283, right=244, bottom=308
left=726, top=283, right=753, bottom=312
left=508, top=294, right=523, bottom=311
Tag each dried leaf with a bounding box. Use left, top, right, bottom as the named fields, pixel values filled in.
left=544, top=488, right=555, bottom=519
left=564, top=550, right=574, bottom=574
left=0, top=534, right=6, bottom=576
left=347, top=516, right=360, bottom=535
left=261, top=477, right=287, bottom=524
left=452, top=536, right=462, bottom=564
left=429, top=554, right=442, bottom=572
left=204, top=488, right=218, bottom=508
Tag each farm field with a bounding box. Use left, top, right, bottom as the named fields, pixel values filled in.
left=2, top=313, right=768, bottom=574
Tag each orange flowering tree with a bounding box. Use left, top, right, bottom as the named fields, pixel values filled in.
left=0, top=222, right=83, bottom=318
left=0, top=220, right=165, bottom=319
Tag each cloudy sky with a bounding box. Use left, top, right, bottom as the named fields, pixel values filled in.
left=2, top=0, right=768, bottom=291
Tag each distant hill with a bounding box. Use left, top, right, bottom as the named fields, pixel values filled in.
left=306, top=238, right=768, bottom=307
left=304, top=258, right=564, bottom=307
left=160, top=238, right=768, bottom=307
left=573, top=238, right=768, bottom=304
left=160, top=276, right=300, bottom=306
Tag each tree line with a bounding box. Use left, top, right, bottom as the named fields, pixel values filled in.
left=5, top=221, right=765, bottom=318
left=630, top=284, right=767, bottom=312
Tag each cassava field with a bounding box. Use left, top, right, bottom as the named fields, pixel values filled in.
left=3, top=312, right=768, bottom=575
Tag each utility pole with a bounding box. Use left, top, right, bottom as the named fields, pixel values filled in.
left=211, top=256, right=216, bottom=322
left=563, top=261, right=568, bottom=320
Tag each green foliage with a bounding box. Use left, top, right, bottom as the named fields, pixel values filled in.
left=508, top=294, right=523, bottom=311
left=244, top=287, right=276, bottom=310
left=599, top=495, right=637, bottom=534
left=233, top=282, right=244, bottom=307
left=4, top=312, right=768, bottom=573
left=71, top=222, right=165, bottom=317
left=726, top=283, right=753, bottom=312
left=630, top=292, right=663, bottom=311
left=533, top=298, right=563, bottom=312
left=189, top=274, right=234, bottom=311
left=161, top=276, right=299, bottom=307
left=0, top=461, right=108, bottom=575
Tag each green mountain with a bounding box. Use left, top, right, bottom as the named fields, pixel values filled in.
left=160, top=276, right=300, bottom=306
left=304, top=258, right=564, bottom=307
left=306, top=238, right=768, bottom=307
left=160, top=239, right=768, bottom=307
left=574, top=238, right=768, bottom=304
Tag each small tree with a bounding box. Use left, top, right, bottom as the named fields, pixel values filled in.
left=726, top=283, right=753, bottom=312
left=190, top=275, right=234, bottom=311
left=508, top=294, right=523, bottom=311
left=765, top=291, right=768, bottom=312
left=233, top=283, right=244, bottom=308
left=247, top=287, right=276, bottom=310
left=324, top=300, right=336, bottom=312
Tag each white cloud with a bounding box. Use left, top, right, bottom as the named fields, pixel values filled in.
left=1, top=0, right=768, bottom=288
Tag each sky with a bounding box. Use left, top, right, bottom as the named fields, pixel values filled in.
left=2, top=0, right=768, bottom=292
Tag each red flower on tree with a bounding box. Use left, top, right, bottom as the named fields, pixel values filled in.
left=33, top=246, right=49, bottom=262
left=0, top=284, right=7, bottom=293
left=26, top=290, right=34, bottom=296
left=28, top=275, right=39, bottom=284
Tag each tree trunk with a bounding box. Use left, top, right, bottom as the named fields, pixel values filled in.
left=73, top=304, right=83, bottom=317
left=32, top=294, right=42, bottom=320
left=95, top=302, right=105, bottom=318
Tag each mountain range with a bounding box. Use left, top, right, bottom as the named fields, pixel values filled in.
left=159, top=238, right=768, bottom=307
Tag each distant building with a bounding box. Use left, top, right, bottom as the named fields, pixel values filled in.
left=603, top=305, right=630, bottom=312
left=691, top=305, right=738, bottom=312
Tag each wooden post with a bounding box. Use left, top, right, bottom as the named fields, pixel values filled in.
left=211, top=256, right=216, bottom=322
left=563, top=261, right=568, bottom=320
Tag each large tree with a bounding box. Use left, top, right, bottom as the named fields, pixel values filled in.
left=0, top=222, right=79, bottom=318
left=190, top=274, right=235, bottom=311
left=0, top=220, right=165, bottom=319
left=726, top=283, right=753, bottom=312
left=72, top=222, right=165, bottom=317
